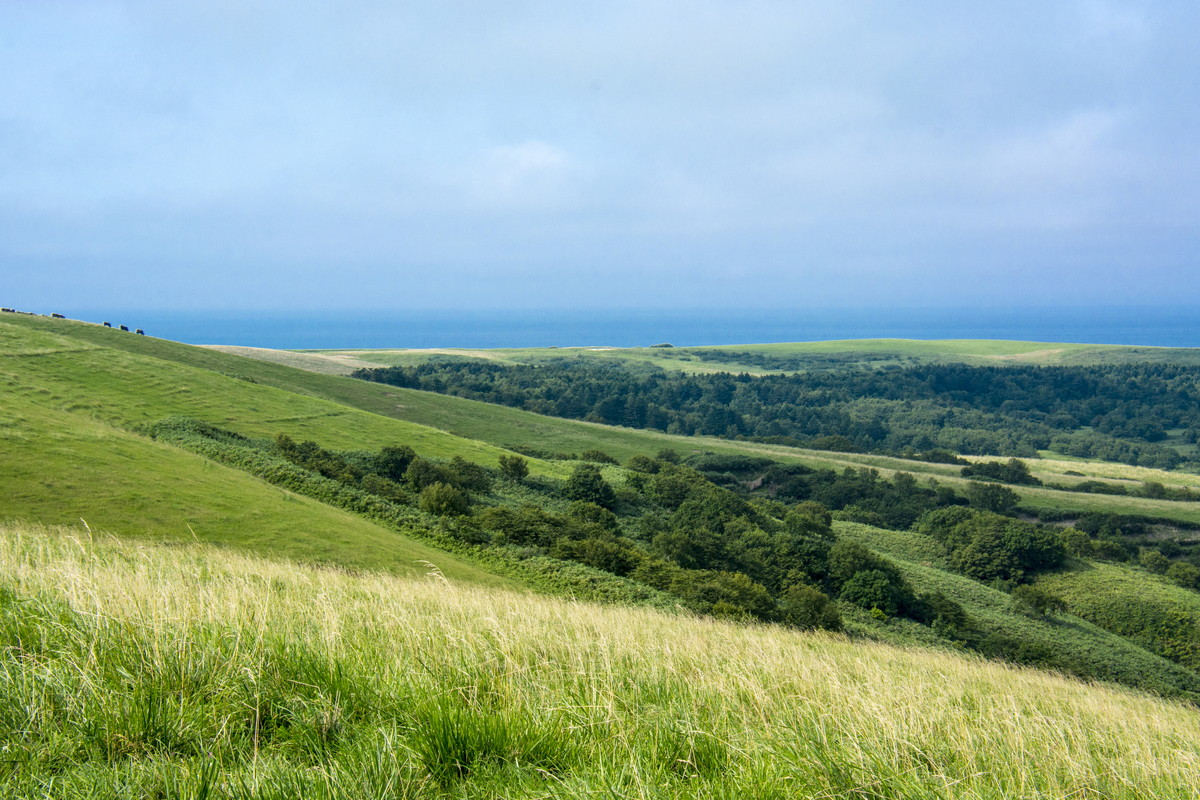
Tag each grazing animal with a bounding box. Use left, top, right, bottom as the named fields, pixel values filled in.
left=119, top=325, right=129, bottom=331
left=103, top=322, right=111, bottom=327
left=136, top=329, right=145, bottom=335
left=51, top=313, right=64, bottom=318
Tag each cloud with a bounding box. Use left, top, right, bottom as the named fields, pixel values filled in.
left=458, top=141, right=580, bottom=211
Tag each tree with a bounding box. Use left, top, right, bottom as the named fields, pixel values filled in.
left=419, top=482, right=468, bottom=516
left=374, top=445, right=416, bottom=481
left=498, top=454, right=529, bottom=482
left=562, top=463, right=616, bottom=509
left=1139, top=547, right=1172, bottom=574
left=965, top=481, right=1020, bottom=515
left=778, top=583, right=842, bottom=631
left=840, top=569, right=904, bottom=616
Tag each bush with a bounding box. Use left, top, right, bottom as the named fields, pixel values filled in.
left=965, top=481, right=1020, bottom=515
left=961, top=459, right=1041, bottom=486
left=566, top=501, right=619, bottom=533
left=419, top=483, right=469, bottom=517
left=778, top=583, right=842, bottom=631
left=497, top=454, right=529, bottom=482
left=1140, top=548, right=1172, bottom=575
left=625, top=454, right=661, bottom=473
left=579, top=449, right=619, bottom=465
left=552, top=537, right=642, bottom=576
left=562, top=464, right=617, bottom=509
left=1010, top=585, right=1067, bottom=617
left=373, top=445, right=417, bottom=481
left=1167, top=562, right=1200, bottom=591
left=840, top=570, right=905, bottom=616
left=447, top=456, right=493, bottom=492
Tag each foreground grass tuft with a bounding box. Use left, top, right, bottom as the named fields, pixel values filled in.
left=2, top=522, right=1199, bottom=798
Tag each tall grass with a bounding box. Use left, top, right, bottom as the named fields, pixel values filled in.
left=2, top=523, right=1198, bottom=798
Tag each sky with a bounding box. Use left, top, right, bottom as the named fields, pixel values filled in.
left=2, top=1, right=1198, bottom=311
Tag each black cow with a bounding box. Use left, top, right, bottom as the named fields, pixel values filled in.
left=103, top=322, right=111, bottom=327
left=119, top=325, right=129, bottom=331
left=136, top=329, right=145, bottom=335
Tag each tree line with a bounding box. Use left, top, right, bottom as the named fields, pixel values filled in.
left=351, top=360, right=1199, bottom=469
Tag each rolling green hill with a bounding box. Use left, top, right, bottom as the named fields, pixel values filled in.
left=3, top=522, right=1199, bottom=799
left=295, top=337, right=1200, bottom=375
left=6, top=312, right=1200, bottom=795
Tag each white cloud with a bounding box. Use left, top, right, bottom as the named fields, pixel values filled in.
left=460, top=141, right=579, bottom=210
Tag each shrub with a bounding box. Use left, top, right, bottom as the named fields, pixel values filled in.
left=961, top=459, right=1041, bottom=486
left=579, top=449, right=619, bottom=465
left=1167, top=562, right=1200, bottom=591
left=778, top=583, right=842, bottom=631
left=497, top=454, right=529, bottom=482
left=373, top=445, right=417, bottom=481
left=419, top=483, right=469, bottom=517
left=1010, top=585, right=1067, bottom=617
left=405, top=458, right=450, bottom=490
left=625, top=454, right=660, bottom=473
left=552, top=537, right=642, bottom=576
left=447, top=456, right=492, bottom=492
left=965, top=481, right=1020, bottom=515
left=1139, top=548, right=1172, bottom=575
left=840, top=570, right=905, bottom=616
left=562, top=464, right=617, bottom=509
left=566, top=501, right=619, bottom=533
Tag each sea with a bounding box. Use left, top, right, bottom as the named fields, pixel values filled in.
left=59, top=306, right=1200, bottom=350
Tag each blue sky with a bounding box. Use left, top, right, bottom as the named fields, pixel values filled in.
left=2, top=1, right=1197, bottom=311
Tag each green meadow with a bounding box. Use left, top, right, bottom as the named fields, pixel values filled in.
left=3, top=524, right=1199, bottom=799
left=5, top=312, right=1200, bottom=797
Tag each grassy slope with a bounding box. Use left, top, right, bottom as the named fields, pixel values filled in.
left=0, top=317, right=534, bottom=585
left=835, top=522, right=1200, bottom=699
left=4, top=523, right=1199, bottom=799
left=1037, top=561, right=1200, bottom=669
left=303, top=337, right=1200, bottom=374
left=0, top=392, right=506, bottom=586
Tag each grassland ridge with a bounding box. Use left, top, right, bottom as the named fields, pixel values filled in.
left=2, top=522, right=1199, bottom=799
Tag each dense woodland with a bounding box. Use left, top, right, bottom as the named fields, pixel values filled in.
left=352, top=360, right=1200, bottom=469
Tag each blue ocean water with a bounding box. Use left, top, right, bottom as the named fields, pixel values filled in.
left=59, top=306, right=1200, bottom=350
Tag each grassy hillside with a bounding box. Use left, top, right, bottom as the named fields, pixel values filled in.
left=8, top=313, right=1200, bottom=703
left=297, top=337, right=1200, bottom=375
left=0, top=369, right=506, bottom=586
left=3, top=523, right=1199, bottom=799
left=1037, top=561, right=1200, bottom=671
left=836, top=522, right=1200, bottom=698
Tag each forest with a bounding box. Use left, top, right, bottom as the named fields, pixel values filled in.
left=352, top=360, right=1200, bottom=469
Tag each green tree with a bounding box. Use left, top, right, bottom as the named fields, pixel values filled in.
left=965, top=481, right=1020, bottom=515
left=1166, top=562, right=1200, bottom=591
left=498, top=454, right=529, bottom=482
left=778, top=583, right=842, bottom=631
left=562, top=463, right=617, bottom=509
left=419, top=482, right=469, bottom=517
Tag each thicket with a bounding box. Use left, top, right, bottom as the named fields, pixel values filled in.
left=351, top=360, right=1200, bottom=468
left=145, top=419, right=972, bottom=637
left=146, top=418, right=1200, bottom=694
